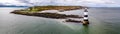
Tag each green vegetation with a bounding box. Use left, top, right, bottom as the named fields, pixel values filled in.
left=21, top=6, right=84, bottom=13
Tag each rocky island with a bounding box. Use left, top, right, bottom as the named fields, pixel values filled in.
left=11, top=6, right=86, bottom=23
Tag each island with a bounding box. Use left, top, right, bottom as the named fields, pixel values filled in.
left=11, top=6, right=86, bottom=23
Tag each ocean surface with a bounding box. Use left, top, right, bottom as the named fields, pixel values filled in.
left=0, top=7, right=120, bottom=34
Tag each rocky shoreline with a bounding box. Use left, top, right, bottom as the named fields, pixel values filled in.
left=11, top=6, right=85, bottom=23
left=65, top=19, right=82, bottom=23
left=11, top=10, right=83, bottom=19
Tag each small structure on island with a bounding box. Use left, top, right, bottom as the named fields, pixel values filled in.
left=82, top=8, right=89, bottom=25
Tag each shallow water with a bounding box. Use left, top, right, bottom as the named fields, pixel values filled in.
left=0, top=7, right=120, bottom=34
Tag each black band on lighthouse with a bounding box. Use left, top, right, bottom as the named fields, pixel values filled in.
left=84, top=15, right=88, bottom=17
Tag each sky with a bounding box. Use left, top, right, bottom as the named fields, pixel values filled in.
left=0, top=0, right=120, bottom=7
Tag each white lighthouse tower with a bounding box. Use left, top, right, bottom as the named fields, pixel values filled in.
left=82, top=8, right=89, bottom=25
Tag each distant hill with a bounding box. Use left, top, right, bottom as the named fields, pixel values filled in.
left=0, top=5, right=28, bottom=7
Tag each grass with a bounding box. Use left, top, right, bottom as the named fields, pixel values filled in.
left=21, top=6, right=84, bottom=13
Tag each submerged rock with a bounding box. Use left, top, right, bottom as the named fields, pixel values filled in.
left=65, top=19, right=82, bottom=23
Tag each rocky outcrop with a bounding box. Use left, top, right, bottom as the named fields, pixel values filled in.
left=11, top=11, right=83, bottom=19
left=11, top=6, right=86, bottom=23
left=65, top=19, right=82, bottom=23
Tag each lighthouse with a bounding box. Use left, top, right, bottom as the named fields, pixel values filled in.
left=82, top=8, right=89, bottom=25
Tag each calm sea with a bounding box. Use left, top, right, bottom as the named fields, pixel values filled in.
left=0, top=7, right=120, bottom=34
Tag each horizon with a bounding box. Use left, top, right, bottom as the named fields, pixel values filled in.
left=0, top=0, right=120, bottom=7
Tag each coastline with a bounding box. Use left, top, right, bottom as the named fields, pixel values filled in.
left=11, top=6, right=85, bottom=23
